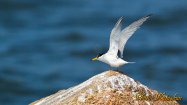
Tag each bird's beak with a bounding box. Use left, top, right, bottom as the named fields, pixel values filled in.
left=92, top=57, right=98, bottom=61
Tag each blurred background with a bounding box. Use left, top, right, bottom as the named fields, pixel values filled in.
left=0, top=0, right=187, bottom=105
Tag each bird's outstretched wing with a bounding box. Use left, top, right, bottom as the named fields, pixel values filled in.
left=118, top=15, right=151, bottom=58
left=107, top=17, right=123, bottom=56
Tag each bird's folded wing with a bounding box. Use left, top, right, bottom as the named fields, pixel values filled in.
left=107, top=17, right=123, bottom=56
left=118, top=15, right=151, bottom=58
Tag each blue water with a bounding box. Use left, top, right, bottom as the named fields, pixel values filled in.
left=0, top=0, right=187, bottom=105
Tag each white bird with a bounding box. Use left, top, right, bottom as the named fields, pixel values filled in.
left=92, top=15, right=151, bottom=69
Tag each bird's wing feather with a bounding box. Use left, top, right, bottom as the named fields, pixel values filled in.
left=118, top=15, right=151, bottom=58
left=107, top=17, right=123, bottom=56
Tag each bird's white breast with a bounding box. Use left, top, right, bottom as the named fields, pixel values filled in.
left=100, top=54, right=126, bottom=67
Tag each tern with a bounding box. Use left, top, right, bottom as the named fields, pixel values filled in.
left=92, top=15, right=151, bottom=69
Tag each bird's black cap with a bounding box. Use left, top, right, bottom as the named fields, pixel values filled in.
left=97, top=53, right=104, bottom=57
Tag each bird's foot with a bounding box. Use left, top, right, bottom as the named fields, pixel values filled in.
left=115, top=69, right=124, bottom=73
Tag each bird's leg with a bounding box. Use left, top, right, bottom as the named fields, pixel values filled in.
left=116, top=67, right=123, bottom=73
left=109, top=66, right=112, bottom=70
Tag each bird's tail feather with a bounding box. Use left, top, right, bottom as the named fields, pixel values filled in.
left=127, top=62, right=136, bottom=64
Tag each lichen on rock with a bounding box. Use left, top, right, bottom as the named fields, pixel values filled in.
left=30, top=70, right=179, bottom=105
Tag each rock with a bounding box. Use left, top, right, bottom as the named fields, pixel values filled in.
left=30, top=70, right=179, bottom=105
